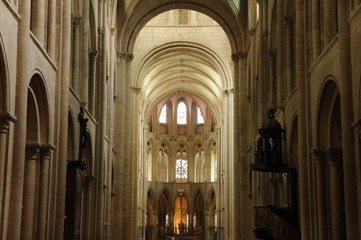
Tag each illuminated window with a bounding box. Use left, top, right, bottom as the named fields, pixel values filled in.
left=159, top=104, right=167, bottom=123
left=175, top=159, right=188, bottom=178
left=197, top=107, right=204, bottom=124
left=177, top=102, right=187, bottom=124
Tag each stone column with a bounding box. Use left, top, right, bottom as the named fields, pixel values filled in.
left=71, top=16, right=82, bottom=93
left=47, top=0, right=56, bottom=58
left=353, top=120, right=361, bottom=232
left=276, top=0, right=285, bottom=105
left=268, top=50, right=276, bottom=108
left=89, top=50, right=99, bottom=115
left=322, top=0, right=337, bottom=47
left=0, top=116, right=11, bottom=236
left=295, top=1, right=312, bottom=239
left=53, top=0, right=71, bottom=238
left=338, top=0, right=360, bottom=238
left=312, top=149, right=327, bottom=240
left=81, top=0, right=90, bottom=104
left=31, top=0, right=46, bottom=46
left=311, top=0, right=321, bottom=61
left=20, top=144, right=41, bottom=240
left=7, top=0, right=31, bottom=239
left=36, top=145, right=54, bottom=240
left=256, top=0, right=266, bottom=121
left=327, top=148, right=346, bottom=240
left=284, top=16, right=293, bottom=95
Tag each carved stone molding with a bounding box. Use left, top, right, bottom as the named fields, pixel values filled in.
left=72, top=16, right=82, bottom=27
left=284, top=16, right=293, bottom=29
left=0, top=118, right=10, bottom=134
left=131, top=86, right=141, bottom=94
left=0, top=113, right=16, bottom=134
left=40, top=145, right=55, bottom=161
left=90, top=50, right=99, bottom=61
left=268, top=49, right=276, bottom=57
left=327, top=148, right=343, bottom=166
left=312, top=149, right=326, bottom=165
left=117, top=52, right=134, bottom=61
left=231, top=52, right=247, bottom=61
left=26, top=144, right=41, bottom=160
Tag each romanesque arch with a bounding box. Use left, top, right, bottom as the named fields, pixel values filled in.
left=314, top=79, right=346, bottom=239
left=21, top=73, right=52, bottom=240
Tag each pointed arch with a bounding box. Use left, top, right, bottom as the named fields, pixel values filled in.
left=0, top=34, right=9, bottom=113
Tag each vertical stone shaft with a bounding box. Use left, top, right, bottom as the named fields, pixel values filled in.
left=0, top=118, right=10, bottom=237
left=54, top=0, right=71, bottom=238
left=337, top=0, right=360, bottom=238
left=313, top=149, right=327, bottom=240
left=20, top=145, right=40, bottom=240
left=322, top=0, right=337, bottom=47
left=36, top=146, right=53, bottom=240
left=328, top=148, right=346, bottom=240
left=7, top=0, right=31, bottom=239
left=311, top=0, right=321, bottom=60
left=47, top=0, right=56, bottom=58
left=81, top=0, right=90, bottom=104
left=276, top=0, right=285, bottom=105
left=295, top=0, right=312, bottom=239
left=31, top=0, right=46, bottom=46
left=71, top=17, right=82, bottom=94
left=285, top=16, right=293, bottom=95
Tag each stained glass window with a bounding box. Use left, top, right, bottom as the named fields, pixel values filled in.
left=177, top=102, right=187, bottom=124
left=175, top=159, right=188, bottom=178
left=159, top=104, right=167, bottom=123
left=197, top=107, right=204, bottom=124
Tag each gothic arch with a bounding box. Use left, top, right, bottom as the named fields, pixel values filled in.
left=116, top=0, right=247, bottom=53
left=0, top=34, right=9, bottom=113
left=316, top=79, right=340, bottom=148
left=139, top=42, right=230, bottom=124
left=27, top=73, right=51, bottom=144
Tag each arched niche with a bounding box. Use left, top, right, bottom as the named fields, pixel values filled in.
left=158, top=191, right=170, bottom=227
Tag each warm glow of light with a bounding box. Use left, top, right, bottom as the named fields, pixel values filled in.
left=174, top=194, right=188, bottom=234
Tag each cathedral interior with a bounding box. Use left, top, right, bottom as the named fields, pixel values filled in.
left=1, top=0, right=361, bottom=240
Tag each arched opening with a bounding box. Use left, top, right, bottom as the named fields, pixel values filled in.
left=174, top=192, right=188, bottom=234
left=145, top=190, right=154, bottom=240
left=64, top=108, right=93, bottom=240
left=315, top=80, right=346, bottom=239
left=21, top=74, right=51, bottom=240
left=114, top=2, right=246, bottom=238
left=158, top=191, right=169, bottom=230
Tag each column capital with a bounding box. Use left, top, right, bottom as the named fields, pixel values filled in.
left=0, top=112, right=17, bottom=134
left=284, top=16, right=293, bottom=28
left=90, top=50, right=99, bottom=61
left=26, top=144, right=41, bottom=160
left=0, top=118, right=10, bottom=134
left=327, top=147, right=343, bottom=166
left=40, top=144, right=55, bottom=160
left=268, top=49, right=276, bottom=57
left=312, top=149, right=327, bottom=164
left=117, top=52, right=134, bottom=61
left=256, top=0, right=264, bottom=4
left=72, top=16, right=82, bottom=27
left=110, top=28, right=116, bottom=35
left=131, top=86, right=141, bottom=94
left=231, top=52, right=247, bottom=61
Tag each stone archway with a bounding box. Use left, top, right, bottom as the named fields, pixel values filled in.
left=21, top=74, right=52, bottom=240
left=314, top=80, right=346, bottom=240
